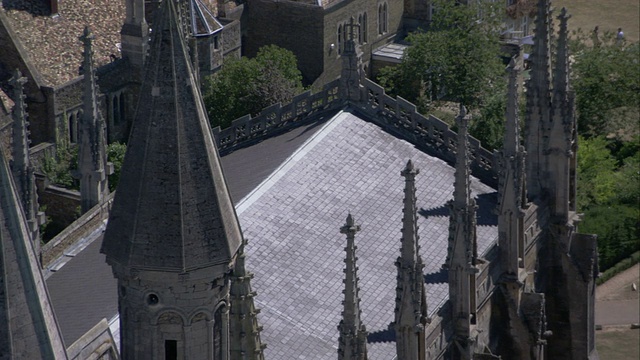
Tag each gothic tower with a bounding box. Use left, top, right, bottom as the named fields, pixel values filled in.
left=9, top=69, right=44, bottom=255
left=0, top=147, right=68, bottom=359
left=338, top=214, right=368, bottom=360
left=78, top=26, right=111, bottom=213
left=394, top=160, right=429, bottom=360
left=121, top=0, right=149, bottom=67
left=444, top=106, right=479, bottom=360
left=101, top=1, right=243, bottom=358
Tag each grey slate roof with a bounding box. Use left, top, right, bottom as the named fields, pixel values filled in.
left=101, top=0, right=242, bottom=273
left=45, top=108, right=498, bottom=358
left=235, top=110, right=498, bottom=359
left=0, top=149, right=67, bottom=359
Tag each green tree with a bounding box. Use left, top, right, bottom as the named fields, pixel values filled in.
left=577, top=135, right=617, bottom=209
left=203, top=45, right=304, bottom=129
left=570, top=32, right=640, bottom=137
left=377, top=0, right=504, bottom=111
left=107, top=142, right=127, bottom=192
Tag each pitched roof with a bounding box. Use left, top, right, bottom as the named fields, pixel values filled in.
left=101, top=0, right=242, bottom=272
left=0, top=148, right=68, bottom=359
left=1, top=0, right=124, bottom=86
left=236, top=110, right=498, bottom=358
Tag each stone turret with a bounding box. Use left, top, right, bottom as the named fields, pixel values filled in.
left=229, top=240, right=266, bottom=360
left=101, top=0, right=243, bottom=358
left=0, top=148, right=68, bottom=359
left=9, top=69, right=44, bottom=255
left=497, top=59, right=527, bottom=280
left=394, top=160, right=428, bottom=360
left=524, top=0, right=553, bottom=199
left=338, top=214, right=368, bottom=360
left=340, top=17, right=363, bottom=102
left=78, top=27, right=112, bottom=213
left=444, top=106, right=479, bottom=360
left=121, top=0, right=149, bottom=68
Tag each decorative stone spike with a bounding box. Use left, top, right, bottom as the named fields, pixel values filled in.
left=337, top=213, right=368, bottom=360
left=395, top=160, right=428, bottom=360
left=340, top=16, right=363, bottom=102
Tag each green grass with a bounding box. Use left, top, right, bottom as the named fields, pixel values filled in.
left=597, top=328, right=640, bottom=360
left=554, top=0, right=639, bottom=43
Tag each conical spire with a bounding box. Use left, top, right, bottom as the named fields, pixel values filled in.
left=229, top=240, right=266, bottom=360
left=395, top=160, right=428, bottom=360
left=497, top=59, right=527, bottom=276
left=338, top=214, right=368, bottom=360
left=340, top=17, right=363, bottom=102
left=101, top=0, right=242, bottom=272
left=78, top=26, right=111, bottom=213
left=524, top=0, right=553, bottom=199
left=9, top=69, right=42, bottom=249
left=0, top=148, right=68, bottom=359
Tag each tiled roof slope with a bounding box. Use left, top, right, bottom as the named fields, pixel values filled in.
left=101, top=0, right=242, bottom=272
left=237, top=111, right=498, bottom=359
left=1, top=0, right=124, bottom=86
left=0, top=148, right=67, bottom=359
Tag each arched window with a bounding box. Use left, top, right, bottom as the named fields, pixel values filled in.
left=112, top=94, right=120, bottom=125
left=68, top=113, right=77, bottom=143
left=342, top=24, right=348, bottom=52
left=363, top=12, right=368, bottom=43
left=118, top=92, right=125, bottom=124
left=337, top=24, right=343, bottom=54
left=358, top=15, right=363, bottom=43
left=378, top=5, right=383, bottom=35
left=383, top=3, right=388, bottom=33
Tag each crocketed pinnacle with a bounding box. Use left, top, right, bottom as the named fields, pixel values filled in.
left=78, top=26, right=110, bottom=213
left=452, top=105, right=472, bottom=209
left=0, top=148, right=68, bottom=359
left=552, top=8, right=572, bottom=119
left=9, top=69, right=29, bottom=183
left=395, top=160, right=428, bottom=360
left=504, top=58, right=520, bottom=158
left=338, top=214, right=368, bottom=360
left=229, top=240, right=266, bottom=360
left=101, top=0, right=242, bottom=272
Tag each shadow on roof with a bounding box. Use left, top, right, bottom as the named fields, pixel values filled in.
left=2, top=0, right=50, bottom=16
left=367, top=325, right=396, bottom=343
left=419, top=192, right=498, bottom=227
left=424, top=268, right=448, bottom=285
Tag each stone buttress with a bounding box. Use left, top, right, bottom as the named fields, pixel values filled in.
left=101, top=0, right=244, bottom=358
left=0, top=147, right=68, bottom=359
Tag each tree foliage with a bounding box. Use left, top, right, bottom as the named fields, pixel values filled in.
left=107, top=142, right=126, bottom=192
left=570, top=31, right=640, bottom=137
left=202, top=45, right=304, bottom=129
left=377, top=0, right=505, bottom=111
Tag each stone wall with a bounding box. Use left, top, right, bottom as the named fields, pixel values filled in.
left=40, top=191, right=113, bottom=267
left=37, top=180, right=81, bottom=238
left=245, top=0, right=324, bottom=84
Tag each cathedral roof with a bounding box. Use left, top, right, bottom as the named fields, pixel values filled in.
left=1, top=0, right=124, bottom=86
left=101, top=0, right=242, bottom=273
left=0, top=148, right=68, bottom=359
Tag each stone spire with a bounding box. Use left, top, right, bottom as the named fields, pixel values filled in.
left=524, top=0, right=553, bottom=199
left=9, top=69, right=43, bottom=253
left=394, top=160, right=428, bottom=360
left=546, top=7, right=576, bottom=221
left=444, top=106, right=479, bottom=360
left=102, top=1, right=243, bottom=356
left=338, top=214, right=368, bottom=360
left=0, top=148, right=68, bottom=359
left=340, top=17, right=363, bottom=102
left=497, top=59, right=527, bottom=277
left=121, top=0, right=149, bottom=68
left=229, top=240, right=266, bottom=360
left=78, top=26, right=111, bottom=213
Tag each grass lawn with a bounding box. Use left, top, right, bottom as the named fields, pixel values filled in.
left=553, top=0, right=639, bottom=43
left=597, top=328, right=640, bottom=360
